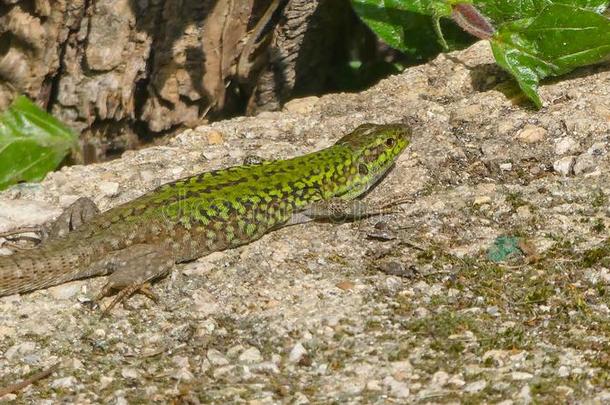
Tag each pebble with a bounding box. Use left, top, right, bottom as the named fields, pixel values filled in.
left=474, top=195, right=492, bottom=205
left=207, top=349, right=229, bottom=366
left=98, top=181, right=120, bottom=197
left=121, top=368, right=139, bottom=379
left=557, top=366, right=570, bottom=377
left=519, top=385, right=532, bottom=403
left=516, top=125, right=546, bottom=144
left=431, top=370, right=449, bottom=387
left=555, top=137, right=579, bottom=155
left=99, top=376, right=114, bottom=390
left=283, top=96, right=319, bottom=114
left=366, top=379, right=382, bottom=391
left=51, top=376, right=77, bottom=389
left=516, top=205, right=531, bottom=220
left=383, top=376, right=410, bottom=398
left=206, top=130, right=224, bottom=145
left=292, top=392, right=310, bottom=405
left=250, top=362, right=280, bottom=374
left=511, top=371, right=533, bottom=380
left=288, top=343, right=308, bottom=364
left=486, top=306, right=500, bottom=317
left=48, top=281, right=83, bottom=300
left=238, top=347, right=263, bottom=363
left=464, top=379, right=487, bottom=393
left=573, top=154, right=597, bottom=175
left=5, top=341, right=36, bottom=360
left=553, top=156, right=575, bottom=175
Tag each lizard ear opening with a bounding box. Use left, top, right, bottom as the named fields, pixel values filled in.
left=358, top=163, right=369, bottom=175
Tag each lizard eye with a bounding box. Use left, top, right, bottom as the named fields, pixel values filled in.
left=358, top=163, right=369, bottom=175
left=385, top=137, right=395, bottom=147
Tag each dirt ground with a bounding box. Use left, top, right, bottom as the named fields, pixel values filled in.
left=1, top=41, right=609, bottom=403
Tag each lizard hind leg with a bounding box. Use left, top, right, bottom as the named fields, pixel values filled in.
left=44, top=197, right=100, bottom=240
left=91, top=243, right=174, bottom=316
left=0, top=197, right=100, bottom=249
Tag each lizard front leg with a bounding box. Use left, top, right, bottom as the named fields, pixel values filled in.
left=289, top=196, right=409, bottom=225
left=86, top=243, right=174, bottom=315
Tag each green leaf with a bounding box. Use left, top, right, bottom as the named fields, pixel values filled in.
left=351, top=0, right=473, bottom=58
left=491, top=3, right=610, bottom=107
left=0, top=96, right=78, bottom=190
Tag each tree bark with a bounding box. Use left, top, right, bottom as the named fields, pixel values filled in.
left=0, top=0, right=355, bottom=161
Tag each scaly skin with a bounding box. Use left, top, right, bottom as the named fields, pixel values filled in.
left=0, top=123, right=411, bottom=298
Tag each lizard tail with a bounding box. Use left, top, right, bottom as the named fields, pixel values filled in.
left=0, top=242, right=96, bottom=297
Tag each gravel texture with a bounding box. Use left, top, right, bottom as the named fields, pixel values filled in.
left=1, top=41, right=609, bottom=403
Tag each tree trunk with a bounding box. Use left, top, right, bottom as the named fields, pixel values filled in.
left=0, top=0, right=356, bottom=161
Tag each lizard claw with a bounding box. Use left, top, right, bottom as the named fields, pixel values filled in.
left=97, top=282, right=158, bottom=318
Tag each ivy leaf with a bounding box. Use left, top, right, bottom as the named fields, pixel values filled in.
left=0, top=96, right=78, bottom=190
left=491, top=3, right=610, bottom=107
left=351, top=0, right=473, bottom=58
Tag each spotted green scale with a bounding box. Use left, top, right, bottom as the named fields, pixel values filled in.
left=0, top=123, right=410, bottom=297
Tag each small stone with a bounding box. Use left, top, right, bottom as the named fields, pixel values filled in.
left=516, top=205, right=531, bottom=220
left=93, top=328, right=106, bottom=338
left=464, top=379, right=487, bottom=393
left=431, top=370, right=449, bottom=387
left=499, top=163, right=512, bottom=171
left=98, top=181, right=120, bottom=197
left=115, top=396, right=128, bottom=405
left=448, top=375, right=465, bottom=387
left=512, top=371, right=533, bottom=380
left=573, top=154, right=597, bottom=175
left=516, top=125, right=546, bottom=144
left=486, top=306, right=500, bottom=317
left=588, top=142, right=606, bottom=156
left=207, top=349, right=229, bottom=366
left=336, top=281, right=355, bottom=290
left=366, top=379, right=382, bottom=391
left=121, top=368, right=139, bottom=379
left=553, top=156, right=575, bottom=175
left=383, top=376, right=410, bottom=398
left=474, top=196, right=492, bottom=205
left=555, top=137, right=579, bottom=155
left=283, top=96, right=319, bottom=114
left=557, top=366, right=570, bottom=377
left=100, top=376, right=114, bottom=390
left=519, top=385, right=532, bottom=403
left=384, top=276, right=403, bottom=294
left=238, top=347, right=263, bottom=363
left=414, top=307, right=429, bottom=318
left=5, top=341, right=36, bottom=360
left=292, top=392, right=310, bottom=405
left=288, top=343, right=307, bottom=364
left=51, top=376, right=77, bottom=389
left=173, top=368, right=194, bottom=381
left=48, top=281, right=83, bottom=299
left=172, top=356, right=190, bottom=368
left=206, top=130, right=224, bottom=145
left=250, top=362, right=280, bottom=374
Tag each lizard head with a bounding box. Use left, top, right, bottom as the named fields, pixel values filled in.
left=333, top=123, right=411, bottom=198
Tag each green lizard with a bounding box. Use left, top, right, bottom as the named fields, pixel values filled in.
left=0, top=123, right=411, bottom=311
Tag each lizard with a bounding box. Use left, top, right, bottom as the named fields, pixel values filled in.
left=0, top=123, right=411, bottom=311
